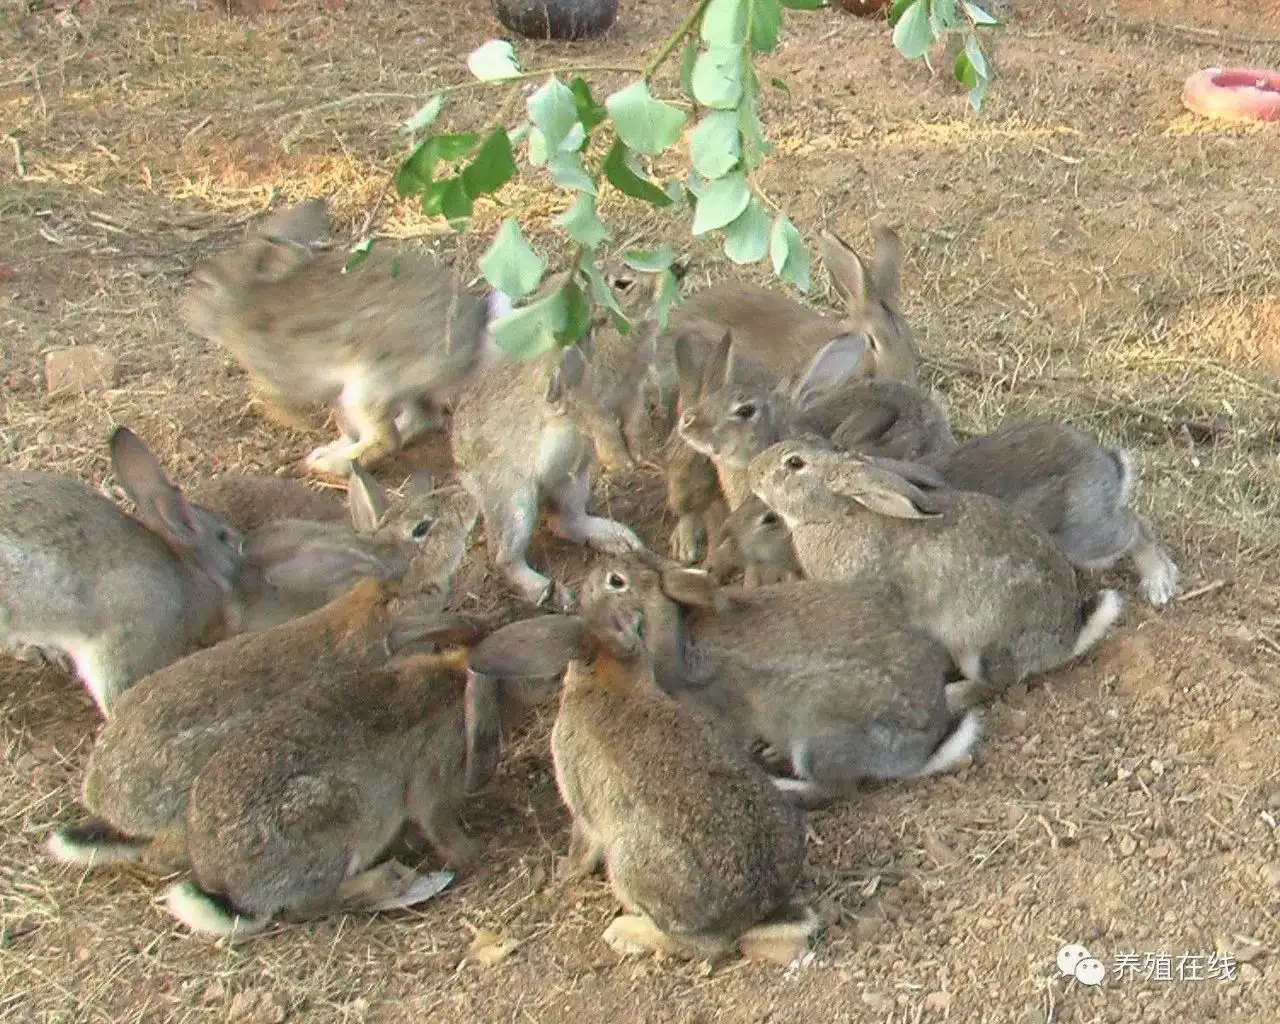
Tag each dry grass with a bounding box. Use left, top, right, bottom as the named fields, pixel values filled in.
left=3, top=0, right=1280, bottom=1021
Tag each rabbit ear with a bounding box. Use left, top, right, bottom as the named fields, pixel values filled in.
left=464, top=669, right=502, bottom=794
left=864, top=455, right=950, bottom=492
left=834, top=401, right=901, bottom=450
left=871, top=225, right=904, bottom=304
left=659, top=566, right=722, bottom=609
left=260, top=198, right=330, bottom=246
left=403, top=471, right=437, bottom=497
left=109, top=427, right=202, bottom=548
left=830, top=462, right=942, bottom=521
left=242, top=523, right=392, bottom=591
left=819, top=230, right=876, bottom=311
left=347, top=464, right=389, bottom=533
left=673, top=332, right=702, bottom=398
left=545, top=345, right=587, bottom=405
left=790, top=335, right=868, bottom=411
left=700, top=330, right=735, bottom=396
left=467, top=615, right=586, bottom=678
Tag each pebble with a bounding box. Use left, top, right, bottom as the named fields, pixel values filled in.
left=44, top=345, right=118, bottom=394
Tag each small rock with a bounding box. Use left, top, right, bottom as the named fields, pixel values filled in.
left=1118, top=835, right=1138, bottom=858
left=1267, top=791, right=1280, bottom=811
left=1223, top=200, right=1260, bottom=218
left=227, top=989, right=287, bottom=1023
left=852, top=915, right=886, bottom=944
left=923, top=832, right=960, bottom=869
left=1260, top=863, right=1280, bottom=889
left=1240, top=963, right=1263, bottom=983
left=44, top=345, right=118, bottom=395
left=200, top=981, right=225, bottom=1004
left=1235, top=943, right=1266, bottom=964
left=861, top=990, right=892, bottom=1009
left=924, top=991, right=953, bottom=1014
left=468, top=927, right=522, bottom=967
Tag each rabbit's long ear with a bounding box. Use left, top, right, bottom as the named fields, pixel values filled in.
left=545, top=345, right=588, bottom=406
left=659, top=566, right=723, bottom=609
left=260, top=198, right=331, bottom=248
left=830, top=462, right=942, bottom=521
left=347, top=464, right=390, bottom=534
left=700, top=329, right=736, bottom=396
left=819, top=230, right=876, bottom=311
left=242, top=522, right=393, bottom=591
left=463, top=669, right=503, bottom=794
left=833, top=400, right=901, bottom=450
left=790, top=335, right=868, bottom=411
left=110, top=427, right=202, bottom=548
left=466, top=615, right=586, bottom=678
left=871, top=225, right=904, bottom=305
left=673, top=332, right=703, bottom=400
left=864, top=455, right=950, bottom=492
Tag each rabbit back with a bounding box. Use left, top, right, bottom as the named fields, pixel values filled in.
left=188, top=475, right=346, bottom=534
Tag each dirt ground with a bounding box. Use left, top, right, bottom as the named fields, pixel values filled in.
left=3, top=0, right=1280, bottom=1021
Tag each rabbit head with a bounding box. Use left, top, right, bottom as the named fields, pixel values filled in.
left=818, top=226, right=917, bottom=383
left=181, top=199, right=331, bottom=343
left=747, top=439, right=949, bottom=528
left=110, top=427, right=242, bottom=594
left=676, top=330, right=869, bottom=472
left=709, top=495, right=801, bottom=586
left=828, top=380, right=958, bottom=462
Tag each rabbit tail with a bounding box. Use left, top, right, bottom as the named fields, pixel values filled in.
left=1072, top=589, right=1123, bottom=659
left=737, top=902, right=821, bottom=965
left=46, top=819, right=148, bottom=867
left=1106, top=446, right=1135, bottom=506
left=164, top=880, right=272, bottom=940
left=910, top=709, right=984, bottom=779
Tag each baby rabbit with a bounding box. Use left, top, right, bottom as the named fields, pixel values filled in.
left=476, top=577, right=819, bottom=964
left=45, top=485, right=482, bottom=877
left=181, top=198, right=513, bottom=478
left=748, top=439, right=1124, bottom=691
left=827, top=379, right=959, bottom=462
left=450, top=293, right=657, bottom=610
left=0, top=427, right=241, bottom=716
left=187, top=473, right=346, bottom=533
left=920, top=420, right=1179, bottom=607
left=663, top=227, right=919, bottom=563
left=708, top=495, right=802, bottom=586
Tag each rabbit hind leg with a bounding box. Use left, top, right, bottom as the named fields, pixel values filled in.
left=306, top=377, right=401, bottom=477
left=546, top=468, right=641, bottom=556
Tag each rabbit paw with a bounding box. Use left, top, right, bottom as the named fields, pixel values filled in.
left=671, top=515, right=706, bottom=564
left=603, top=914, right=664, bottom=957
left=1140, top=555, right=1179, bottom=607
left=305, top=440, right=357, bottom=479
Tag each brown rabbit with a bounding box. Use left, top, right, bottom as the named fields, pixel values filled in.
left=187, top=474, right=347, bottom=533
left=181, top=198, right=512, bottom=478
left=708, top=495, right=802, bottom=586
left=661, top=227, right=918, bottom=563
left=471, top=585, right=819, bottom=964
left=827, top=379, right=959, bottom=462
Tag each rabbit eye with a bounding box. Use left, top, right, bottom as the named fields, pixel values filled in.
left=410, top=519, right=432, bottom=540
left=731, top=402, right=757, bottom=420
left=760, top=511, right=779, bottom=526
left=784, top=454, right=807, bottom=471
left=606, top=571, right=628, bottom=591
left=614, top=276, right=635, bottom=293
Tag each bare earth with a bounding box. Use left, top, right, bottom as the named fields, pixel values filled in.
left=2, top=0, right=1279, bottom=1022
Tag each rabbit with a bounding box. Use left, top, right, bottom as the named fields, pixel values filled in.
left=662, top=227, right=918, bottom=563
left=226, top=468, right=473, bottom=634
left=469, top=580, right=819, bottom=965
left=187, top=473, right=347, bottom=533
left=918, top=419, right=1180, bottom=607
left=450, top=283, right=658, bottom=610
left=45, top=485, right=483, bottom=876
left=827, top=379, right=959, bottom=462
left=163, top=642, right=491, bottom=940
left=0, top=427, right=242, bottom=716
left=747, top=438, right=1124, bottom=693
left=180, top=197, right=515, bottom=479
left=708, top=495, right=802, bottom=586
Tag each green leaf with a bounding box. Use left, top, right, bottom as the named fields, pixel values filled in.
left=343, top=237, right=373, bottom=273
left=556, top=280, right=592, bottom=346
left=420, top=178, right=451, bottom=217
left=605, top=81, right=688, bottom=157
left=528, top=77, right=581, bottom=154
left=892, top=0, right=935, bottom=60
left=555, top=193, right=610, bottom=248
left=653, top=268, right=682, bottom=333
left=435, top=133, right=480, bottom=161
left=689, top=110, right=741, bottom=180
left=479, top=220, right=544, bottom=299
left=621, top=246, right=676, bottom=272
left=723, top=198, right=770, bottom=264
left=461, top=128, right=516, bottom=196
left=963, top=32, right=989, bottom=78
left=961, top=35, right=990, bottom=112
left=395, top=138, right=439, bottom=198
left=692, top=45, right=745, bottom=110
left=665, top=178, right=688, bottom=205
left=679, top=37, right=698, bottom=95
left=568, top=77, right=608, bottom=132
left=770, top=214, right=810, bottom=291
left=548, top=151, right=597, bottom=194
left=887, top=0, right=915, bottom=25
left=527, top=128, right=549, bottom=167
left=778, top=0, right=825, bottom=8
left=601, top=140, right=673, bottom=206
left=738, top=68, right=771, bottom=169
left=964, top=1, right=1000, bottom=25
left=954, top=48, right=978, bottom=90
left=439, top=178, right=474, bottom=229
left=770, top=75, right=792, bottom=98
left=691, top=171, right=750, bottom=235
left=582, top=258, right=627, bottom=318
left=751, top=0, right=783, bottom=52
left=467, top=39, right=521, bottom=82
left=931, top=0, right=959, bottom=33
left=490, top=291, right=567, bottom=359
left=401, top=94, right=444, bottom=134
left=701, top=0, right=748, bottom=45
